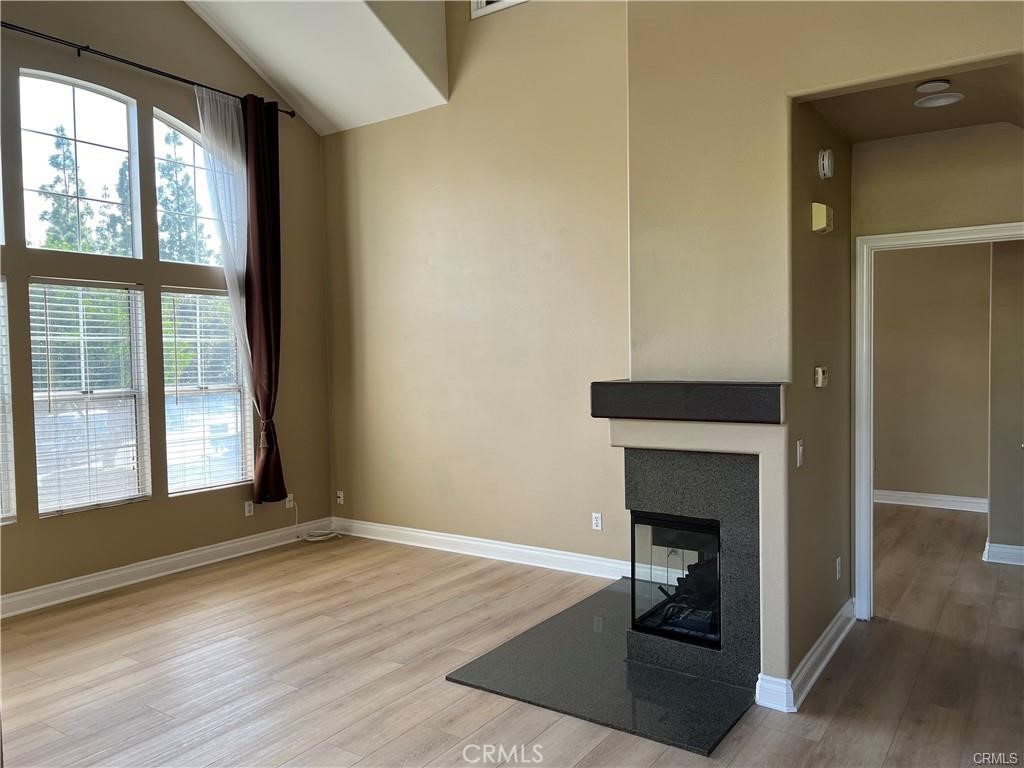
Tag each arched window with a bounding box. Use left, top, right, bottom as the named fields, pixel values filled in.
left=153, top=112, right=224, bottom=266
left=19, top=72, right=138, bottom=258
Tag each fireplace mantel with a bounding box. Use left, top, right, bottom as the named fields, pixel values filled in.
left=590, top=380, right=785, bottom=424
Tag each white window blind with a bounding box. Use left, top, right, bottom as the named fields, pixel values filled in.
left=162, top=291, right=252, bottom=494
left=0, top=281, right=16, bottom=520
left=29, top=282, right=150, bottom=514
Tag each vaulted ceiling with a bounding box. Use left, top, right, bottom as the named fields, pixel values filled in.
left=188, top=1, right=449, bottom=136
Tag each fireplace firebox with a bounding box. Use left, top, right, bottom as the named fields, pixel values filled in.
left=631, top=511, right=721, bottom=650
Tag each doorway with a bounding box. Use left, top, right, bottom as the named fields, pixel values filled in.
left=853, top=222, right=1024, bottom=619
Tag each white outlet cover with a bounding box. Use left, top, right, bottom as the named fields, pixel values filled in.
left=591, top=513, right=603, bottom=531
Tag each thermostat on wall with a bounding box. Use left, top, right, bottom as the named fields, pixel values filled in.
left=811, top=202, right=833, bottom=234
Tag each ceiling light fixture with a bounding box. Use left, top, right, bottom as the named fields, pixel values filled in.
left=914, top=92, right=965, bottom=108
left=916, top=79, right=951, bottom=94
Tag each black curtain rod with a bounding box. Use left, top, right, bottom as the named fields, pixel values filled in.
left=1, top=21, right=297, bottom=118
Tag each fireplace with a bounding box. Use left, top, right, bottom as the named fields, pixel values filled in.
left=631, top=512, right=721, bottom=649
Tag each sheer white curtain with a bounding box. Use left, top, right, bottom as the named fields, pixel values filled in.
left=194, top=86, right=253, bottom=397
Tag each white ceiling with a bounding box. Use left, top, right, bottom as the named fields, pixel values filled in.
left=188, top=1, right=448, bottom=136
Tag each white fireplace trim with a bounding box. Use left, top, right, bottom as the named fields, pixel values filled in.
left=755, top=597, right=855, bottom=712
left=606, top=418, right=790, bottom=681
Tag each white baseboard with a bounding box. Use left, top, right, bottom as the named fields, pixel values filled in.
left=983, top=539, right=1024, bottom=566
left=755, top=597, right=855, bottom=713
left=873, top=490, right=988, bottom=514
left=1, top=517, right=334, bottom=618
left=332, top=517, right=631, bottom=580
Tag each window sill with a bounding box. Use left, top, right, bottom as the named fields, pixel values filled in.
left=168, top=480, right=253, bottom=499
left=39, top=493, right=152, bottom=519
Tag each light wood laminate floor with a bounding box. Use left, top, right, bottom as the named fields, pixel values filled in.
left=2, top=505, right=1021, bottom=767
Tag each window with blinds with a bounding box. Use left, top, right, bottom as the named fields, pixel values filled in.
left=0, top=281, right=16, bottom=521
left=162, top=291, right=252, bottom=494
left=29, top=282, right=150, bottom=514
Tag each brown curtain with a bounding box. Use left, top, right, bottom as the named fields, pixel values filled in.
left=243, top=95, right=287, bottom=503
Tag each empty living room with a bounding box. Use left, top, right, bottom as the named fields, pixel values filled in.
left=0, top=1, right=1022, bottom=766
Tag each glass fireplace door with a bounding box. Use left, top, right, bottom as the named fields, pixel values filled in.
left=631, top=511, right=721, bottom=649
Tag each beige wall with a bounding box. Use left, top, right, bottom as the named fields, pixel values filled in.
left=874, top=245, right=992, bottom=498
left=853, top=122, right=1024, bottom=238
left=989, top=240, right=1024, bottom=547
left=787, top=103, right=852, bottom=665
left=627, top=2, right=1022, bottom=382
left=0, top=2, right=330, bottom=593
left=323, top=2, right=630, bottom=560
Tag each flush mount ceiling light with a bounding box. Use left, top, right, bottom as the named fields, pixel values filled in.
left=916, top=79, right=951, bottom=93
left=914, top=92, right=965, bottom=108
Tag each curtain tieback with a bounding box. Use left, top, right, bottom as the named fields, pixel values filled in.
left=258, top=418, right=274, bottom=449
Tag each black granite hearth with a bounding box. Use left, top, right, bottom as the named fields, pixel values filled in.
left=446, top=579, right=753, bottom=756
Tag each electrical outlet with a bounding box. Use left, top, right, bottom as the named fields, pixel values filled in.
left=244, top=501, right=254, bottom=517
left=336, top=490, right=344, bottom=505
left=285, top=493, right=295, bottom=509
left=836, top=556, right=842, bottom=581
left=591, top=513, right=603, bottom=531
left=796, top=438, right=805, bottom=468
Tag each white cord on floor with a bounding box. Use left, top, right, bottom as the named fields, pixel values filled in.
left=292, top=500, right=344, bottom=542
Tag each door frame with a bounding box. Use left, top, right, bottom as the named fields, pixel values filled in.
left=853, top=221, right=1024, bottom=621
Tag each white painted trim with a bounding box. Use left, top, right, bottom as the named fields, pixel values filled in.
left=755, top=598, right=855, bottom=712
left=755, top=673, right=796, bottom=713
left=333, top=517, right=630, bottom=580
left=983, top=540, right=1024, bottom=566
left=873, top=490, right=988, bottom=514
left=470, top=0, right=528, bottom=19
left=854, top=222, right=1024, bottom=621
left=1, top=518, right=334, bottom=618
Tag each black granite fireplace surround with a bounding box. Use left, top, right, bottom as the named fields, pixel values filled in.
left=625, top=449, right=760, bottom=690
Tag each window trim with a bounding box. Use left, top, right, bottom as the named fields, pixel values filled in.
left=470, top=0, right=528, bottom=19
left=0, top=280, right=16, bottom=523
left=19, top=69, right=143, bottom=260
